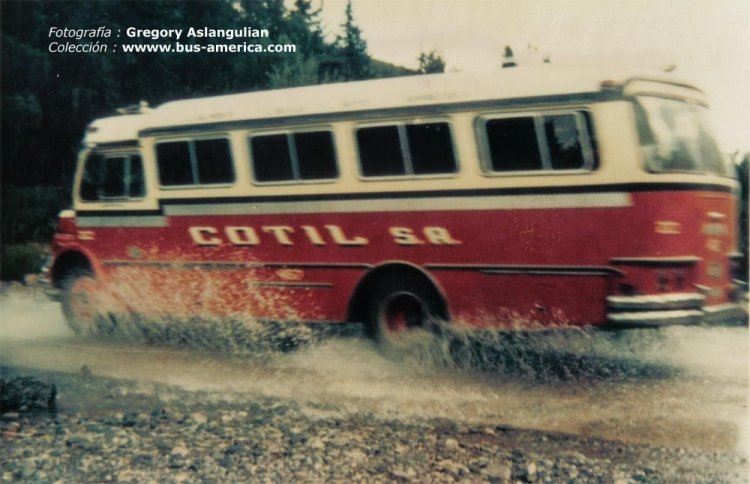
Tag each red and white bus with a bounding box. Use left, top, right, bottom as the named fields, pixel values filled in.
left=46, top=67, right=746, bottom=343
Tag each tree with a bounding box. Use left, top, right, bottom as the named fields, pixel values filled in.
left=267, top=55, right=321, bottom=88
left=417, top=50, right=446, bottom=74
left=335, top=0, right=371, bottom=80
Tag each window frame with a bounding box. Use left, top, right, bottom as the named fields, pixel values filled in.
left=155, top=135, right=236, bottom=189
left=354, top=118, right=460, bottom=181
left=79, top=151, right=146, bottom=202
left=476, top=110, right=596, bottom=177
left=248, top=127, right=339, bottom=186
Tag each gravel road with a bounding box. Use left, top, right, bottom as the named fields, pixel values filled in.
left=1, top=366, right=747, bottom=483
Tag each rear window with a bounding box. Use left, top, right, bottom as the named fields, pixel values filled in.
left=357, top=122, right=457, bottom=177
left=635, top=96, right=728, bottom=176
left=481, top=112, right=595, bottom=173
left=156, top=138, right=234, bottom=186
left=80, top=153, right=145, bottom=201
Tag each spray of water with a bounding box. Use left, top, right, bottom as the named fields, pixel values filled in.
left=2, top=282, right=747, bottom=457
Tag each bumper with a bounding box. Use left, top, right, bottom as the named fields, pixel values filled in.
left=607, top=292, right=747, bottom=327
left=40, top=257, right=61, bottom=302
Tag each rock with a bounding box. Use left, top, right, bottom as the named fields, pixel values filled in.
left=190, top=412, right=208, bottom=425
left=171, top=445, right=190, bottom=458
left=438, top=459, right=468, bottom=478
left=482, top=462, right=513, bottom=481
left=23, top=274, right=38, bottom=286
left=345, top=449, right=367, bottom=464
left=442, top=437, right=460, bottom=452
left=65, top=435, right=101, bottom=452
left=557, top=451, right=587, bottom=463
left=288, top=431, right=307, bottom=446
left=307, top=437, right=326, bottom=451
left=526, top=461, right=538, bottom=482
left=121, top=413, right=138, bottom=427
left=391, top=468, right=416, bottom=480
left=469, top=457, right=489, bottom=473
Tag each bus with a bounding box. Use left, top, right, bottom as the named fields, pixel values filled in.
left=46, top=67, right=746, bottom=344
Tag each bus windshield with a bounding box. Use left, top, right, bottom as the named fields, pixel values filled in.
left=635, top=96, right=729, bottom=176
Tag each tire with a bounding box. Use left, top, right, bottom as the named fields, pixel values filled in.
left=365, top=273, right=444, bottom=350
left=60, top=269, right=100, bottom=336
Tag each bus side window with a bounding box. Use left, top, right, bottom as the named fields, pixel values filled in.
left=295, top=131, right=338, bottom=180
left=483, top=112, right=593, bottom=173
left=485, top=117, right=542, bottom=171
left=406, top=123, right=456, bottom=175
left=544, top=114, right=586, bottom=170
left=250, top=130, right=338, bottom=183
left=357, top=126, right=404, bottom=177
left=357, top=122, right=456, bottom=177
left=79, top=153, right=145, bottom=201
left=157, top=138, right=234, bottom=186
left=195, top=139, right=234, bottom=184
left=251, top=134, right=294, bottom=182
left=157, top=141, right=193, bottom=186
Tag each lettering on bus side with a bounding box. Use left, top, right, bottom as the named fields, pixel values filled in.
left=188, top=225, right=461, bottom=247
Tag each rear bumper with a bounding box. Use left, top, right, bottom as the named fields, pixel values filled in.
left=607, top=292, right=747, bottom=327
left=40, top=256, right=61, bottom=302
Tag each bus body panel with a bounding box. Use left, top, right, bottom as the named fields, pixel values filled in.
left=49, top=70, right=746, bottom=333
left=53, top=186, right=739, bottom=327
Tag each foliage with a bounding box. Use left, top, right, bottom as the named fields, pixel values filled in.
left=1, top=0, right=414, bottom=248
left=334, top=0, right=372, bottom=80
left=371, top=59, right=414, bottom=78
left=737, top=154, right=749, bottom=280
left=267, top=55, right=324, bottom=89
left=0, top=243, right=47, bottom=281
left=1, top=185, right=65, bottom=244
left=418, top=50, right=446, bottom=74
left=0, top=0, right=387, bottom=191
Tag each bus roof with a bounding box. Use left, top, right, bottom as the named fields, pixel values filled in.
left=84, top=113, right=152, bottom=145
left=142, top=67, right=698, bottom=133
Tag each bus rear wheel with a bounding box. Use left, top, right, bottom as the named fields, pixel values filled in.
left=60, top=270, right=100, bottom=335
left=365, top=274, right=442, bottom=350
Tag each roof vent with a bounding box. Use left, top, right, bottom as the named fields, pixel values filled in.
left=501, top=46, right=517, bottom=68
left=116, top=100, right=152, bottom=115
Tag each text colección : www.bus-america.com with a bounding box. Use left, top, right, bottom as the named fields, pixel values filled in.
left=47, top=26, right=296, bottom=54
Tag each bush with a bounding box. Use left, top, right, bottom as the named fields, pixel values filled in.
left=737, top=155, right=749, bottom=281
left=0, top=243, right=48, bottom=281
left=1, top=184, right=67, bottom=244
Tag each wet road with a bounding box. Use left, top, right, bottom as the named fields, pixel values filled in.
left=1, top=287, right=748, bottom=458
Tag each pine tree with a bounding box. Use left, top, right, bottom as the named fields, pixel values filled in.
left=335, top=0, right=371, bottom=80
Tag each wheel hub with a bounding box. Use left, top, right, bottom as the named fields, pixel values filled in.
left=383, top=292, right=424, bottom=333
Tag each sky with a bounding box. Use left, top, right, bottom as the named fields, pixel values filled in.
left=316, top=0, right=750, bottom=156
